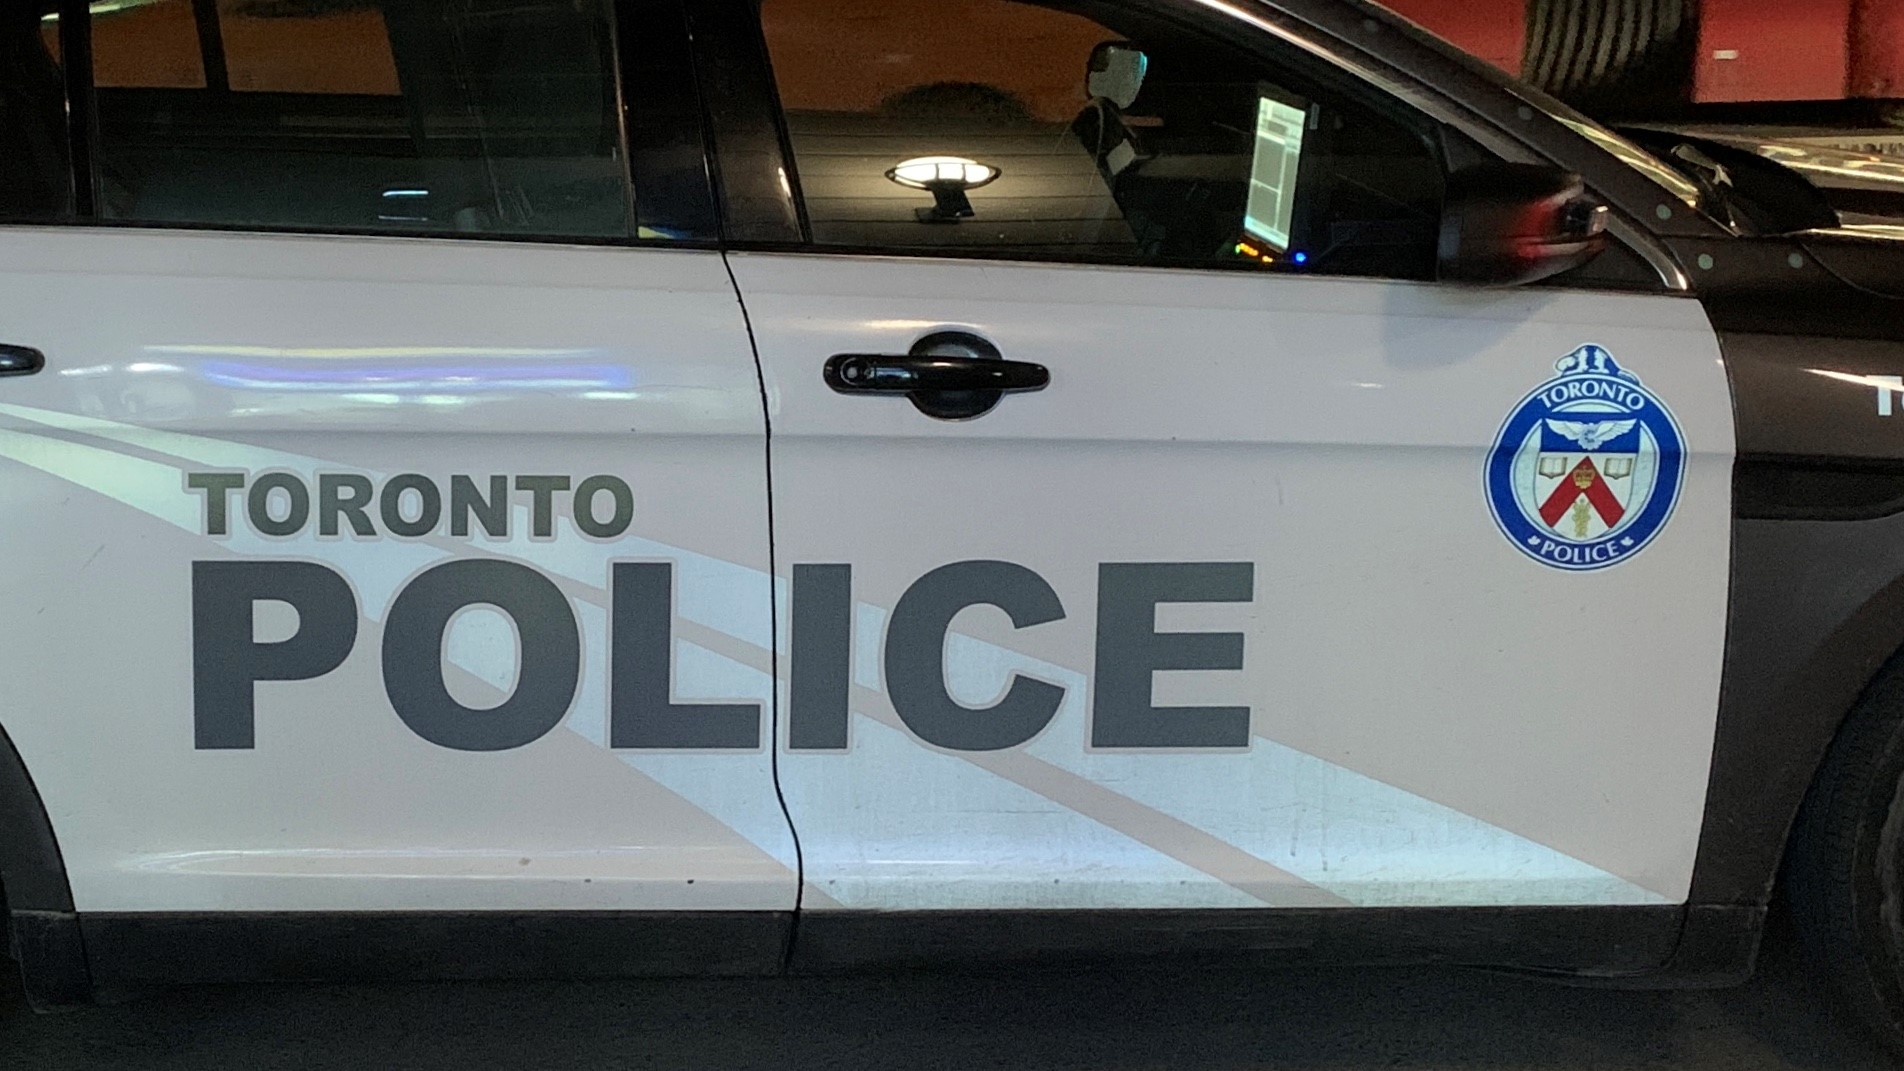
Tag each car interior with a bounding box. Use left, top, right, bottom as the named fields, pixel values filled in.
left=85, top=0, right=631, bottom=238
left=763, top=0, right=1447, bottom=276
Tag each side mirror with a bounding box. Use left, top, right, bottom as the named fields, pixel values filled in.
left=1438, top=164, right=1609, bottom=286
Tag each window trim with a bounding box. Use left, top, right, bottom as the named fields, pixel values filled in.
left=56, top=0, right=98, bottom=217
left=619, top=0, right=723, bottom=242
left=686, top=0, right=805, bottom=244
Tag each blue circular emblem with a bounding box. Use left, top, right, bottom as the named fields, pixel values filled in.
left=1485, top=345, right=1686, bottom=572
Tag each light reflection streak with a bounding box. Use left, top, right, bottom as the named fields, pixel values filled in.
left=196, top=360, right=634, bottom=394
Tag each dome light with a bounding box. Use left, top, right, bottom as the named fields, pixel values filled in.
left=887, top=157, right=1001, bottom=191
left=886, top=157, right=1001, bottom=223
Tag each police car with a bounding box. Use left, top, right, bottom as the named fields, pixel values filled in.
left=4, top=0, right=1904, bottom=1051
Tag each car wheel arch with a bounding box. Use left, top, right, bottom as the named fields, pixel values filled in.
left=0, top=716, right=90, bottom=1007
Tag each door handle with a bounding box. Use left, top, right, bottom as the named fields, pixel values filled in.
left=825, top=330, right=1046, bottom=420
left=0, top=345, right=44, bottom=377
left=824, top=354, right=1050, bottom=396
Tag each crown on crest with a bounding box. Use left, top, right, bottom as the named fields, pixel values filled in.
left=1553, top=345, right=1639, bottom=383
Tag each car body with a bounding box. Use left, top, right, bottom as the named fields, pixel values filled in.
left=5, top=0, right=1904, bottom=1046
left=1627, top=125, right=1904, bottom=227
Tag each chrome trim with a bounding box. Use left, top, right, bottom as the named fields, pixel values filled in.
left=604, top=0, right=638, bottom=235
left=1806, top=224, right=1904, bottom=243
left=1179, top=0, right=1693, bottom=292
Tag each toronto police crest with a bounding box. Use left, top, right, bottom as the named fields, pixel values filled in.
left=1485, top=345, right=1686, bottom=571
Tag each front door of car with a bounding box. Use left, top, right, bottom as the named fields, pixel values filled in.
left=722, top=0, right=1738, bottom=912
left=0, top=0, right=796, bottom=928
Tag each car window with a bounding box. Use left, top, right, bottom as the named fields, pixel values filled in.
left=0, top=2, right=71, bottom=222
left=757, top=0, right=1449, bottom=279
left=88, top=0, right=631, bottom=240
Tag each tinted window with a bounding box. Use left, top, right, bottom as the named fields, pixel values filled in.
left=758, top=0, right=1447, bottom=278
left=0, top=2, right=71, bottom=222
left=91, top=0, right=632, bottom=239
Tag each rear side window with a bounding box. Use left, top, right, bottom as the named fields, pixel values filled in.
left=0, top=2, right=72, bottom=222
left=89, top=0, right=632, bottom=239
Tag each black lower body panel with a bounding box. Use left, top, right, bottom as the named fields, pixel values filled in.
left=7, top=910, right=91, bottom=1008
left=792, top=906, right=1687, bottom=977
left=77, top=910, right=793, bottom=986
left=14, top=904, right=1762, bottom=997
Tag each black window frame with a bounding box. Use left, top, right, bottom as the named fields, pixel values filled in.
left=57, top=0, right=97, bottom=217
left=0, top=0, right=88, bottom=222
left=29, top=0, right=721, bottom=249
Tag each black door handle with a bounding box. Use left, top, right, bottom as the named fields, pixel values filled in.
left=825, top=354, right=1050, bottom=396
left=825, top=331, right=1046, bottom=420
left=0, top=345, right=44, bottom=377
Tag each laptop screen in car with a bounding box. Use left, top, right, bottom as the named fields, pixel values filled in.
left=1243, top=94, right=1309, bottom=251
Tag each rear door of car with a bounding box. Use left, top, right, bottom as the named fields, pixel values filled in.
left=0, top=0, right=795, bottom=942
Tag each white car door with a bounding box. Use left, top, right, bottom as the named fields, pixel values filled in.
left=732, top=0, right=1735, bottom=912
left=0, top=0, right=795, bottom=923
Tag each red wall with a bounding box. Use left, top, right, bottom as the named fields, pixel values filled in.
left=1380, top=0, right=1904, bottom=105
left=1851, top=0, right=1904, bottom=97
left=1695, top=0, right=1853, bottom=102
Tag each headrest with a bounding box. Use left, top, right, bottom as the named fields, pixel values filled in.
left=1087, top=42, right=1147, bottom=110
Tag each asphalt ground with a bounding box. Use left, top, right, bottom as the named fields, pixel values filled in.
left=2, top=915, right=1899, bottom=1070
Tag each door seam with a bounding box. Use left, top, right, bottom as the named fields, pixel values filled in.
left=722, top=251, right=806, bottom=970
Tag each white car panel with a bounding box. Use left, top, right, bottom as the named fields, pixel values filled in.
left=0, top=228, right=797, bottom=912
left=735, top=251, right=1734, bottom=910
